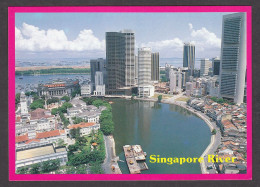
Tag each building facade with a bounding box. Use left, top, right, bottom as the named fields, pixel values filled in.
left=212, top=57, right=221, bottom=76
left=38, top=79, right=79, bottom=97
left=200, top=58, right=212, bottom=77
left=105, top=30, right=135, bottom=95
left=219, top=13, right=247, bottom=104
left=183, top=43, right=195, bottom=76
left=151, top=52, right=160, bottom=81
left=90, top=58, right=106, bottom=86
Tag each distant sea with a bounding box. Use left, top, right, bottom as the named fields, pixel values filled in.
left=15, top=57, right=201, bottom=69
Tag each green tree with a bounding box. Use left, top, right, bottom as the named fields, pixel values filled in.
left=211, top=129, right=217, bottom=135
left=90, top=163, right=104, bottom=174
left=51, top=108, right=59, bottom=115
left=61, top=96, right=70, bottom=102
left=16, top=166, right=29, bottom=174
left=15, top=93, right=21, bottom=105
left=57, top=138, right=65, bottom=147
left=158, top=95, right=162, bottom=103
left=92, top=100, right=104, bottom=108
left=30, top=99, right=45, bottom=110
left=29, top=163, right=41, bottom=174
left=70, top=127, right=81, bottom=139
left=101, top=124, right=114, bottom=135
left=47, top=97, right=59, bottom=105
left=75, top=165, right=87, bottom=174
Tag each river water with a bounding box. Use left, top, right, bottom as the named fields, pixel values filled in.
left=111, top=99, right=211, bottom=174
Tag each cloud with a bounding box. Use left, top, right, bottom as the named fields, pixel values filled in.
left=189, top=23, right=221, bottom=51
left=140, top=38, right=183, bottom=52
left=15, top=23, right=105, bottom=52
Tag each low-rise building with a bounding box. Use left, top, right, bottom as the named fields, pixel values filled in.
left=67, top=122, right=100, bottom=137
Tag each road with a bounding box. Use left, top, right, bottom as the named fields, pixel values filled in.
left=102, top=135, right=113, bottom=174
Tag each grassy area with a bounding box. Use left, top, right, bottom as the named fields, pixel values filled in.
left=152, top=93, right=173, bottom=99
left=15, top=68, right=90, bottom=75
left=175, top=97, right=190, bottom=102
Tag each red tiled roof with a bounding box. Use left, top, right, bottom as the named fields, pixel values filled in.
left=36, top=130, right=61, bottom=139
left=30, top=108, right=53, bottom=120
left=16, top=116, right=21, bottom=122
left=25, top=139, right=40, bottom=144
left=68, top=122, right=96, bottom=129
left=15, top=134, right=29, bottom=143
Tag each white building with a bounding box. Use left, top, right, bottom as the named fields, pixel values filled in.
left=93, top=71, right=105, bottom=96
left=81, top=82, right=92, bottom=97
left=169, top=69, right=177, bottom=94
left=20, top=92, right=28, bottom=115
left=16, top=144, right=68, bottom=170
left=138, top=47, right=154, bottom=97
left=67, top=122, right=100, bottom=137
left=200, top=58, right=212, bottom=77
left=219, top=13, right=247, bottom=105
left=186, top=82, right=193, bottom=97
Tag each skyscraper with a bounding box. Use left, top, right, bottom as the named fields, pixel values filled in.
left=212, top=57, right=220, bottom=76
left=200, top=58, right=212, bottom=77
left=105, top=30, right=135, bottom=95
left=138, top=47, right=151, bottom=86
left=90, top=58, right=106, bottom=86
left=151, top=52, right=160, bottom=81
left=138, top=47, right=154, bottom=97
left=183, top=43, right=195, bottom=76
left=219, top=13, right=247, bottom=105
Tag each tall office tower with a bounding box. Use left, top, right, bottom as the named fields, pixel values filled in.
left=200, top=58, right=212, bottom=77
left=177, top=72, right=182, bottom=92
left=183, top=43, right=195, bottom=76
left=212, top=57, right=220, bottom=76
left=106, top=32, right=125, bottom=94
left=94, top=71, right=105, bottom=96
left=169, top=69, right=177, bottom=94
left=138, top=47, right=152, bottom=86
left=219, top=13, right=246, bottom=105
left=20, top=92, right=28, bottom=115
left=138, top=47, right=154, bottom=97
left=135, top=55, right=138, bottom=85
left=151, top=52, right=160, bottom=81
left=95, top=71, right=104, bottom=85
left=121, top=30, right=135, bottom=87
left=106, top=30, right=135, bottom=95
left=90, top=58, right=106, bottom=85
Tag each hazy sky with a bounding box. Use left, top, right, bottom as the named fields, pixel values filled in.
left=15, top=12, right=231, bottom=60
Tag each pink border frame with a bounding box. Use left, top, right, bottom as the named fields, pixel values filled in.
left=8, top=6, right=252, bottom=181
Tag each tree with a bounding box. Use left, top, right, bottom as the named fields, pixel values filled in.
left=57, top=138, right=65, bottom=147
left=29, top=163, right=41, bottom=174
left=61, top=96, right=70, bottom=102
left=62, top=102, right=73, bottom=109
left=47, top=97, right=59, bottom=105
left=92, top=100, right=104, bottom=108
left=211, top=129, right=217, bottom=135
left=16, top=166, right=29, bottom=174
left=15, top=93, right=21, bottom=105
left=70, top=127, right=81, bottom=139
left=30, top=99, right=45, bottom=110
left=101, top=124, right=114, bottom=135
left=75, top=165, right=87, bottom=174
left=90, top=163, right=104, bottom=174
left=158, top=95, right=162, bottom=103
left=72, top=117, right=85, bottom=124
left=51, top=108, right=59, bottom=115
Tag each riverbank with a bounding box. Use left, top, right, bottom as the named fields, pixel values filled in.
left=161, top=98, right=221, bottom=174
left=102, top=135, right=122, bottom=174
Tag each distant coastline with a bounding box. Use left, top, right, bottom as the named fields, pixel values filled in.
left=15, top=66, right=90, bottom=76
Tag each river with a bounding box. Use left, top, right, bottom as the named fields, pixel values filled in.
left=111, top=99, right=211, bottom=174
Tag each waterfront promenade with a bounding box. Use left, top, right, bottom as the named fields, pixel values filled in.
left=162, top=95, right=222, bottom=174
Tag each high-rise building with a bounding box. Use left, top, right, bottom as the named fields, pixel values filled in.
left=169, top=69, right=177, bottom=94
left=183, top=43, right=195, bottom=76
left=200, top=58, right=212, bottom=77
left=151, top=52, right=160, bottom=81
left=212, top=57, right=220, bottom=76
left=105, top=30, right=135, bottom=95
left=90, top=58, right=106, bottom=86
left=138, top=47, right=152, bottom=86
left=135, top=55, right=138, bottom=85
left=219, top=13, right=247, bottom=105
left=20, top=92, right=28, bottom=115
left=138, top=47, right=154, bottom=97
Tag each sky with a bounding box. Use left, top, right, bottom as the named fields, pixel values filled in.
left=15, top=12, right=231, bottom=60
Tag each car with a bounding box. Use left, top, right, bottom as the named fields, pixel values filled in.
left=207, top=165, right=213, bottom=170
